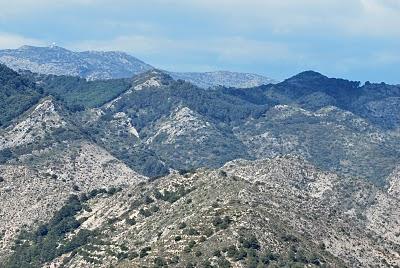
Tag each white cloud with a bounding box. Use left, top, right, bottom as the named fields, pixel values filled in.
left=69, top=35, right=298, bottom=64
left=0, top=32, right=45, bottom=49
left=0, top=0, right=96, bottom=18
left=345, top=0, right=400, bottom=36
left=2, top=0, right=399, bottom=37
left=127, top=0, right=400, bottom=38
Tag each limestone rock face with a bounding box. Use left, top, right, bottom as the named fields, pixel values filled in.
left=0, top=99, right=65, bottom=150
left=388, top=167, right=400, bottom=198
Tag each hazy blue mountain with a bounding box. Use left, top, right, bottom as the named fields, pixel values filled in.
left=168, top=70, right=277, bottom=89
left=0, top=45, right=153, bottom=80
left=0, top=46, right=276, bottom=88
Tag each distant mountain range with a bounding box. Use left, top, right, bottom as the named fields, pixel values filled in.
left=0, top=45, right=276, bottom=88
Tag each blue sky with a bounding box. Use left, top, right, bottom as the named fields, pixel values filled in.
left=0, top=0, right=399, bottom=83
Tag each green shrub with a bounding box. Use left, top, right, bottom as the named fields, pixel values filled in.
left=239, top=235, right=261, bottom=250
left=203, top=228, right=214, bottom=237
left=218, top=258, right=232, bottom=268
left=139, top=208, right=152, bottom=217
left=213, top=250, right=221, bottom=257
left=144, top=195, right=155, bottom=204
left=234, top=248, right=247, bottom=261
left=170, top=255, right=180, bottom=264
left=185, top=228, right=200, bottom=236
left=61, top=229, right=93, bottom=253
left=178, top=222, right=187, bottom=229
left=227, top=245, right=239, bottom=258
left=202, top=260, right=213, bottom=268
left=125, top=217, right=136, bottom=226
left=212, top=216, right=232, bottom=230
left=154, top=189, right=163, bottom=200
left=154, top=256, right=168, bottom=267
left=186, top=262, right=196, bottom=268
left=131, top=199, right=143, bottom=209
left=188, top=240, right=196, bottom=248
left=139, top=246, right=151, bottom=258
left=150, top=205, right=160, bottom=213
left=128, top=251, right=139, bottom=260
left=36, top=225, right=48, bottom=237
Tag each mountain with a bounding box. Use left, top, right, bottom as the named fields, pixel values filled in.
left=262, top=71, right=400, bottom=129
left=1, top=64, right=400, bottom=267
left=0, top=46, right=276, bottom=88
left=0, top=96, right=146, bottom=261
left=168, top=70, right=277, bottom=89
left=0, top=45, right=153, bottom=80
left=2, top=66, right=399, bottom=183
left=71, top=70, right=399, bottom=185
left=2, top=157, right=399, bottom=267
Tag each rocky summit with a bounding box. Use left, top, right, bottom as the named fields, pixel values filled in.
left=0, top=45, right=153, bottom=80
left=0, top=53, right=399, bottom=268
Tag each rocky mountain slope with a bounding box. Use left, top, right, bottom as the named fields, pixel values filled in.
left=1, top=65, right=399, bottom=183
left=0, top=64, right=399, bottom=267
left=0, top=97, right=146, bottom=262
left=76, top=70, right=400, bottom=185
left=2, top=157, right=399, bottom=267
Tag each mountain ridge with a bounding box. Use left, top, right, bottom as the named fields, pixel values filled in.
left=0, top=45, right=153, bottom=80
left=0, top=62, right=399, bottom=267
left=0, top=45, right=276, bottom=88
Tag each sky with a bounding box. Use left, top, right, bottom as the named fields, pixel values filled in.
left=0, top=0, right=399, bottom=83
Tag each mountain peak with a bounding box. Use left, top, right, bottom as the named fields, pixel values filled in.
left=131, top=69, right=173, bottom=90
left=18, top=45, right=69, bottom=52
left=0, top=45, right=153, bottom=80
left=285, top=70, right=327, bottom=82
left=18, top=45, right=35, bottom=50
left=280, top=70, right=361, bottom=94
